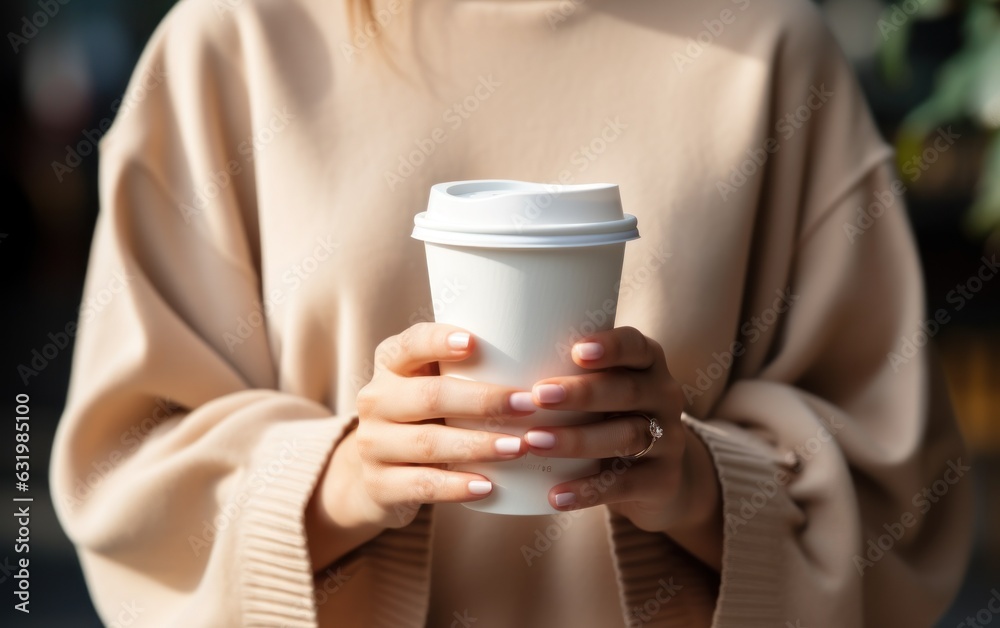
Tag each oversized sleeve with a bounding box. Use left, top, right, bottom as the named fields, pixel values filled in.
left=671, top=3, right=973, bottom=626
left=684, top=160, right=974, bottom=626
left=49, top=3, right=351, bottom=626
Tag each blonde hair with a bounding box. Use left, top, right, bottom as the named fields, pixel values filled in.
left=350, top=0, right=376, bottom=31
left=348, top=0, right=404, bottom=73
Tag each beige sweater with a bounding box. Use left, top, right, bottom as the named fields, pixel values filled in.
left=51, top=0, right=973, bottom=626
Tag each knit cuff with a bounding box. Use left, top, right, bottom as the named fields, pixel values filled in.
left=238, top=410, right=353, bottom=627
left=607, top=509, right=720, bottom=627
left=682, top=415, right=787, bottom=627
left=358, top=505, right=434, bottom=628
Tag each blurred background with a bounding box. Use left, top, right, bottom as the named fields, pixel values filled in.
left=0, top=0, right=997, bottom=625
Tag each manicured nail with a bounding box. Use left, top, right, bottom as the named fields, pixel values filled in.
left=554, top=492, right=576, bottom=507
left=534, top=384, right=566, bottom=404
left=509, top=392, right=537, bottom=412
left=468, top=480, right=492, bottom=495
left=494, top=437, right=522, bottom=454
left=448, top=332, right=470, bottom=350
left=524, top=431, right=556, bottom=449
left=574, top=342, right=604, bottom=361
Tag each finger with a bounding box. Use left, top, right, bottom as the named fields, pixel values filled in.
left=368, top=466, right=495, bottom=523
left=522, top=414, right=655, bottom=459
left=546, top=457, right=652, bottom=510
left=361, top=423, right=527, bottom=463
left=359, top=376, right=536, bottom=423
left=374, top=322, right=476, bottom=375
left=549, top=446, right=682, bottom=510
left=568, top=326, right=661, bottom=370
left=528, top=370, right=659, bottom=412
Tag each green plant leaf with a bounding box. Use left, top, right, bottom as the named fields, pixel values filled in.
left=903, top=50, right=982, bottom=133
left=877, top=5, right=915, bottom=85
left=966, top=133, right=1000, bottom=235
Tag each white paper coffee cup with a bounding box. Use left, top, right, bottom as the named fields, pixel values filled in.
left=412, top=180, right=639, bottom=515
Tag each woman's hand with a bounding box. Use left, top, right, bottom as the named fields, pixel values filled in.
left=353, top=322, right=546, bottom=528
left=308, top=322, right=536, bottom=562
left=522, top=326, right=724, bottom=569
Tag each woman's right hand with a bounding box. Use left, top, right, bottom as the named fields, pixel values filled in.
left=354, top=322, right=537, bottom=528
left=306, top=323, right=536, bottom=569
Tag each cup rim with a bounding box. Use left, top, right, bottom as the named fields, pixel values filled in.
left=411, top=219, right=640, bottom=248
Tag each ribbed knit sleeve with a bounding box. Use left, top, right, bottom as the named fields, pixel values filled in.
left=49, top=2, right=353, bottom=625
left=315, top=507, right=434, bottom=628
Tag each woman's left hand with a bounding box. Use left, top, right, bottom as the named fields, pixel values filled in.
left=523, top=326, right=722, bottom=563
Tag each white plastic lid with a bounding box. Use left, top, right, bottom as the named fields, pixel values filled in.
left=411, top=180, right=640, bottom=248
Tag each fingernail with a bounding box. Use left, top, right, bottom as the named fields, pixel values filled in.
left=509, top=392, right=537, bottom=412
left=495, top=437, right=522, bottom=454
left=524, top=430, right=556, bottom=449
left=468, top=480, right=492, bottom=495
left=554, top=492, right=576, bottom=507
left=448, top=332, right=470, bottom=350
left=534, top=384, right=566, bottom=404
left=574, top=342, right=604, bottom=361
